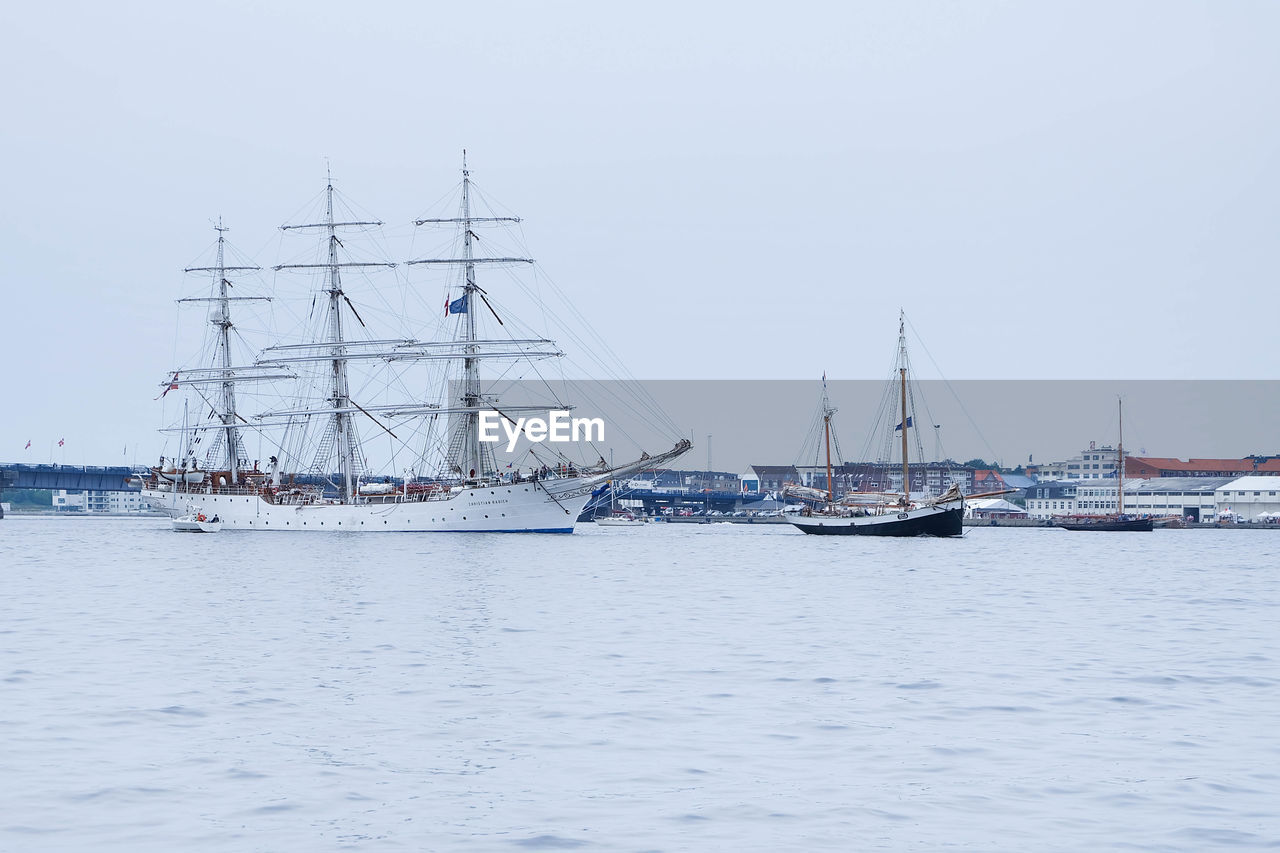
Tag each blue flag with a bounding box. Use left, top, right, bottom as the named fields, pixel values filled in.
left=894, top=417, right=913, bottom=431
left=447, top=293, right=468, bottom=315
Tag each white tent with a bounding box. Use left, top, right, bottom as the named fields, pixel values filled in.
left=966, top=498, right=1027, bottom=518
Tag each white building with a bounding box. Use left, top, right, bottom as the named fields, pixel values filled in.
left=1123, top=478, right=1230, bottom=523
left=1039, top=477, right=1227, bottom=522
left=1034, top=443, right=1120, bottom=481
left=52, top=489, right=150, bottom=513
left=1024, top=481, right=1078, bottom=519
left=739, top=465, right=799, bottom=495
left=52, top=490, right=85, bottom=511
left=1215, top=477, right=1280, bottom=522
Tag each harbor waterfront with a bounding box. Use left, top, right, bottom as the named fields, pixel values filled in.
left=3, top=516, right=1278, bottom=850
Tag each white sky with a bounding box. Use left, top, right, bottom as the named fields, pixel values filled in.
left=3, top=1, right=1278, bottom=465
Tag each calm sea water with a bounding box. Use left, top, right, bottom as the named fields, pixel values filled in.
left=1, top=517, right=1278, bottom=851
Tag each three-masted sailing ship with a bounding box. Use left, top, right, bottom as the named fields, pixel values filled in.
left=787, top=313, right=967, bottom=537
left=1057, top=398, right=1153, bottom=532
left=142, top=160, right=689, bottom=531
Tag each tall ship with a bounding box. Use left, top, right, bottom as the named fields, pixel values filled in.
left=787, top=313, right=980, bottom=537
left=142, top=159, right=689, bottom=531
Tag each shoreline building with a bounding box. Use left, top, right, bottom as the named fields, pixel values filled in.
left=1028, top=443, right=1119, bottom=481
left=52, top=489, right=151, bottom=513
left=1025, top=477, right=1236, bottom=522
left=1124, top=456, right=1280, bottom=479
left=1215, top=477, right=1280, bottom=522
left=739, top=465, right=799, bottom=496
left=794, top=461, right=977, bottom=497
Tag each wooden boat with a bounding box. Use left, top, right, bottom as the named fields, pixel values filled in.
left=1058, top=399, right=1152, bottom=532
left=788, top=314, right=973, bottom=538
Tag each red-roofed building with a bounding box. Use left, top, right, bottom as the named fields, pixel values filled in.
left=971, top=469, right=1008, bottom=494
left=1124, top=457, right=1280, bottom=478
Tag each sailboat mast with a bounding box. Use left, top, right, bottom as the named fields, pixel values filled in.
left=824, top=414, right=834, bottom=504
left=212, top=222, right=239, bottom=481
left=183, top=221, right=261, bottom=484
left=273, top=175, right=393, bottom=498
left=323, top=179, right=356, bottom=501
left=1117, top=397, right=1125, bottom=515
left=898, top=313, right=910, bottom=499
left=822, top=374, right=834, bottom=503
left=461, top=154, right=483, bottom=480
left=406, top=152, right=532, bottom=483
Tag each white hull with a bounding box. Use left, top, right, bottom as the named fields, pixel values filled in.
left=144, top=480, right=593, bottom=533
left=158, top=470, right=207, bottom=485
left=172, top=517, right=222, bottom=533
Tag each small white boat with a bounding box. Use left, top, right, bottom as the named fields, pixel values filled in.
left=157, top=467, right=207, bottom=485
left=595, top=513, right=644, bottom=527
left=172, top=509, right=222, bottom=533
left=595, top=479, right=645, bottom=526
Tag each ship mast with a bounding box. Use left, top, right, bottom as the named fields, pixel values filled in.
left=182, top=220, right=261, bottom=482
left=1117, top=396, right=1125, bottom=515
left=408, top=151, right=533, bottom=482
left=460, top=155, right=482, bottom=478
left=276, top=173, right=394, bottom=501
left=822, top=374, right=835, bottom=503
left=898, top=311, right=910, bottom=501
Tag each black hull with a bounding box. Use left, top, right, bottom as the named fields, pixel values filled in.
left=1057, top=517, right=1154, bottom=532
left=791, top=506, right=963, bottom=537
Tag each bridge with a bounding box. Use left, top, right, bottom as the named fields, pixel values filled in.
left=0, top=463, right=143, bottom=493
left=0, top=464, right=769, bottom=520
left=0, top=464, right=383, bottom=496
left=582, top=485, right=766, bottom=518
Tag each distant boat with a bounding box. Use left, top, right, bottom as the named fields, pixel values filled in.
left=787, top=313, right=977, bottom=537
left=595, top=480, right=644, bottom=526
left=172, top=507, right=222, bottom=533
left=1058, top=398, right=1153, bottom=532
left=595, top=514, right=644, bottom=527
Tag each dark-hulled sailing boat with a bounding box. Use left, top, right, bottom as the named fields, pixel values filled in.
left=788, top=313, right=966, bottom=537
left=1057, top=398, right=1153, bottom=532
